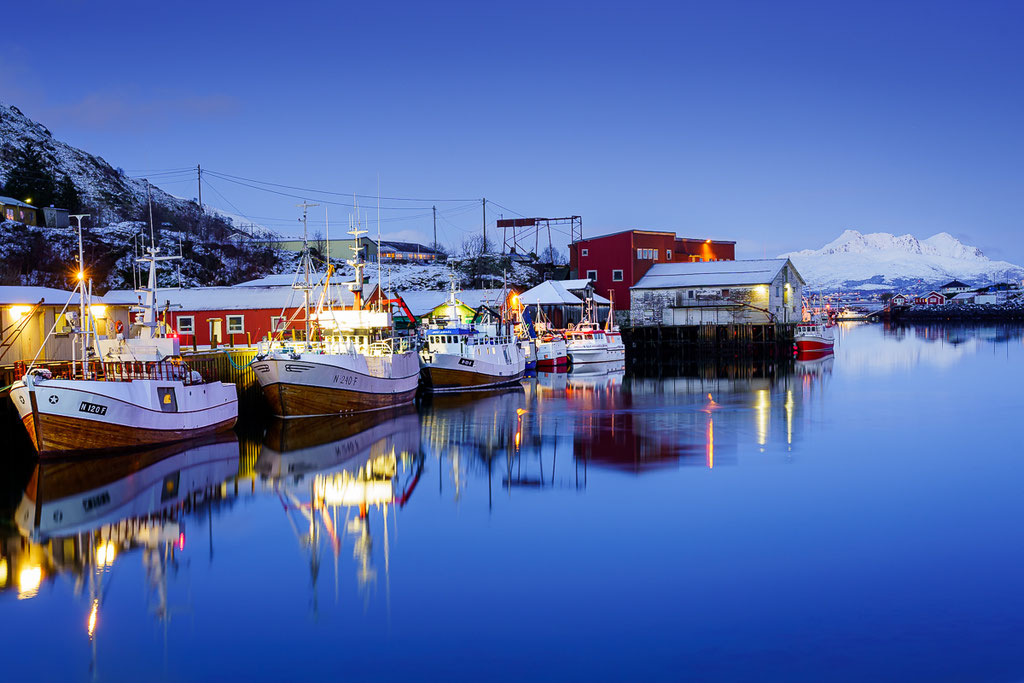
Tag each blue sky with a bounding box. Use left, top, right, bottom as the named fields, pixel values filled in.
left=3, top=1, right=1022, bottom=262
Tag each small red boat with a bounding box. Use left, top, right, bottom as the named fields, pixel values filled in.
left=794, top=319, right=835, bottom=356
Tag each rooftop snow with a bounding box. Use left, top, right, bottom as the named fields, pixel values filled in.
left=0, top=196, right=34, bottom=209
left=519, top=281, right=582, bottom=306
left=632, top=259, right=796, bottom=289
left=0, top=285, right=85, bottom=305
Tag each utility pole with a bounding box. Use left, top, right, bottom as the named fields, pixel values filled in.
left=432, top=205, right=437, bottom=249
left=197, top=164, right=202, bottom=212
left=481, top=198, right=487, bottom=254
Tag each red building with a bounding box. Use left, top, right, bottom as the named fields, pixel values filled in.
left=570, top=230, right=735, bottom=308
left=913, top=291, right=946, bottom=306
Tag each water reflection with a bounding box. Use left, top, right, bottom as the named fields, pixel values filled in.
left=1, top=434, right=239, bottom=675
left=250, top=407, right=423, bottom=611
left=841, top=322, right=1024, bottom=372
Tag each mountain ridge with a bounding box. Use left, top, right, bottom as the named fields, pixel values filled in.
left=779, top=229, right=1024, bottom=291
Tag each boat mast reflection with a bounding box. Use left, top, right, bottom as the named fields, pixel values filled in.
left=0, top=434, right=241, bottom=676
left=253, top=407, right=423, bottom=612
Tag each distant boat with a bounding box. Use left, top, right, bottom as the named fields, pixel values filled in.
left=794, top=317, right=836, bottom=356
left=418, top=282, right=526, bottom=392
left=9, top=221, right=237, bottom=455
left=563, top=297, right=625, bottom=366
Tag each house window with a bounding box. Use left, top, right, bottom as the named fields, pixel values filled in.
left=226, top=315, right=245, bottom=334
left=177, top=315, right=195, bottom=334
left=637, top=248, right=643, bottom=259
left=653, top=250, right=658, bottom=261
left=581, top=248, right=589, bottom=257
left=666, top=250, right=672, bottom=260
left=721, top=289, right=730, bottom=297
left=586, top=269, right=598, bottom=281
left=271, top=316, right=287, bottom=332
left=612, top=270, right=623, bottom=282
left=688, top=290, right=695, bottom=299
left=689, top=255, right=701, bottom=262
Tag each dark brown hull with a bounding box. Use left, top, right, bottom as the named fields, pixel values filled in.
left=420, top=366, right=525, bottom=392
left=262, top=382, right=417, bottom=417
left=23, top=412, right=237, bottom=457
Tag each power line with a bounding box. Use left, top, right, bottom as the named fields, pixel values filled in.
left=202, top=168, right=478, bottom=203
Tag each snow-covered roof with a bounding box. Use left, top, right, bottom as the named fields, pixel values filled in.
left=561, top=279, right=593, bottom=291
left=396, top=289, right=507, bottom=318
left=951, top=292, right=975, bottom=300
left=235, top=272, right=329, bottom=287
left=0, top=285, right=84, bottom=305
left=632, top=259, right=800, bottom=290
left=519, top=281, right=582, bottom=306
left=103, top=284, right=357, bottom=311
left=0, top=196, right=34, bottom=209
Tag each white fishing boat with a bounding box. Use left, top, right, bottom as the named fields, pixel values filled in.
left=419, top=282, right=526, bottom=392
left=9, top=215, right=237, bottom=456
left=563, top=298, right=625, bottom=367
left=252, top=206, right=419, bottom=416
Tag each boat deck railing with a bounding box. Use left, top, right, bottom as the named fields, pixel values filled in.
left=15, top=359, right=205, bottom=385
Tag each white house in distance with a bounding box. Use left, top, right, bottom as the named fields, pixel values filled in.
left=940, top=280, right=971, bottom=296
left=629, top=259, right=805, bottom=326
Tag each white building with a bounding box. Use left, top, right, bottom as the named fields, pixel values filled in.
left=630, top=259, right=805, bottom=326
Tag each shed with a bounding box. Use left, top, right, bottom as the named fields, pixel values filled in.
left=0, top=196, right=38, bottom=226
left=630, top=258, right=805, bottom=326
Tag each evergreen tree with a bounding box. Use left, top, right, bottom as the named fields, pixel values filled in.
left=55, top=175, right=81, bottom=212
left=3, top=144, right=56, bottom=208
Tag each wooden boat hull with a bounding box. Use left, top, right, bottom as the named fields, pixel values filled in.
left=10, top=377, right=238, bottom=457
left=419, top=365, right=525, bottom=392
left=252, top=351, right=420, bottom=417
left=21, top=412, right=236, bottom=456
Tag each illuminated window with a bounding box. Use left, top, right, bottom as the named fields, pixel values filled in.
left=226, top=315, right=245, bottom=334
left=177, top=316, right=195, bottom=334
left=636, top=248, right=642, bottom=259
left=612, top=270, right=623, bottom=281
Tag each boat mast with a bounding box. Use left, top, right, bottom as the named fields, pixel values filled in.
left=297, top=201, right=319, bottom=346
left=73, top=213, right=89, bottom=377
left=349, top=203, right=367, bottom=310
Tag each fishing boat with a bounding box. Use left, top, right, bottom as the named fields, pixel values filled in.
left=9, top=218, right=238, bottom=456
left=535, top=328, right=568, bottom=370
left=794, top=318, right=836, bottom=356
left=252, top=207, right=420, bottom=416
left=563, top=298, right=625, bottom=367
left=419, top=282, right=526, bottom=392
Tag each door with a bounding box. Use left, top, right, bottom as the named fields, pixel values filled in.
left=209, top=319, right=222, bottom=346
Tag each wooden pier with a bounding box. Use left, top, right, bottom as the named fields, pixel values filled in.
left=622, top=323, right=795, bottom=369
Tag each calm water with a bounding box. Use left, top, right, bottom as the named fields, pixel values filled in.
left=2, top=323, right=1024, bottom=681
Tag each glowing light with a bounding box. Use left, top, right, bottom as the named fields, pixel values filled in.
left=9, top=305, right=31, bottom=319
left=511, top=295, right=520, bottom=306
left=89, top=305, right=107, bottom=318
left=0, top=557, right=7, bottom=587
left=24, top=197, right=32, bottom=204
left=18, top=565, right=42, bottom=599
left=705, top=239, right=711, bottom=243
left=77, top=270, right=84, bottom=281
left=516, top=408, right=527, bottom=416
left=95, top=540, right=117, bottom=567
left=785, top=388, right=794, bottom=447
left=706, top=416, right=714, bottom=469
left=87, top=599, right=99, bottom=639
left=754, top=285, right=769, bottom=296
left=177, top=532, right=186, bottom=551
left=755, top=389, right=769, bottom=447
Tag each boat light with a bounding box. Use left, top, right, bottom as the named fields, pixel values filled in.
left=90, top=305, right=107, bottom=318
left=9, top=305, right=31, bottom=319
left=95, top=540, right=117, bottom=567
left=77, top=270, right=85, bottom=281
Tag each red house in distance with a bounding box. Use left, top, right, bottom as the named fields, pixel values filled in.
left=570, top=230, right=736, bottom=308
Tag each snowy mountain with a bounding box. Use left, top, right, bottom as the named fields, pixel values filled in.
left=0, top=101, right=200, bottom=223
left=780, top=230, right=1024, bottom=291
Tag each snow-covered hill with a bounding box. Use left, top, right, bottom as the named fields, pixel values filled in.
left=0, top=101, right=199, bottom=222
left=780, top=230, right=1024, bottom=291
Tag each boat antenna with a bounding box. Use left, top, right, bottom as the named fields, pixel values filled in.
left=147, top=180, right=156, bottom=250
left=377, top=174, right=382, bottom=312
left=297, top=201, right=319, bottom=347
left=348, top=199, right=366, bottom=310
